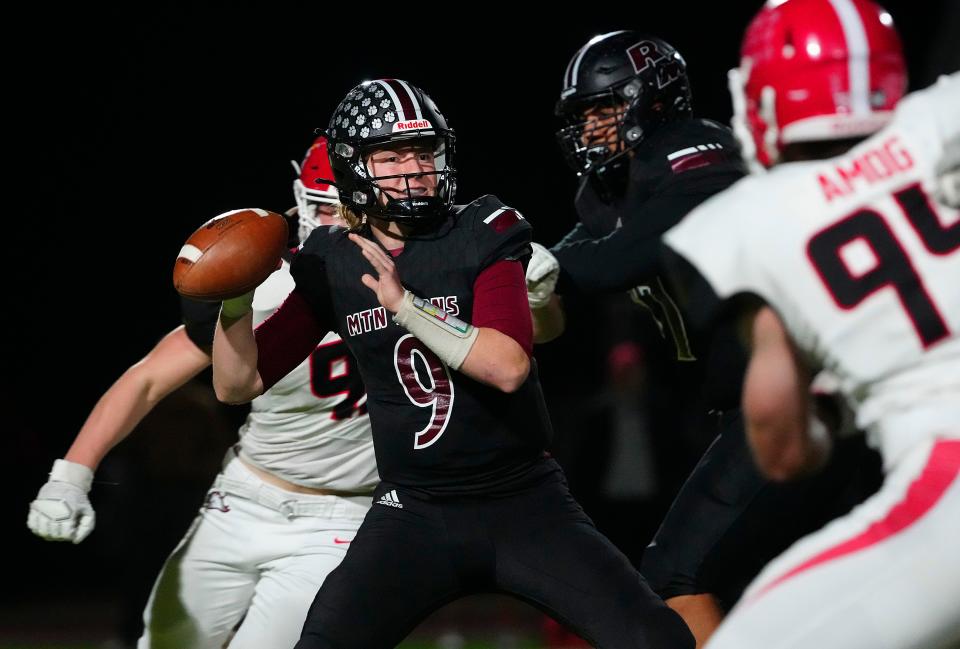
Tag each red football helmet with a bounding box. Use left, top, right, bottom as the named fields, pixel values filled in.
left=291, top=135, right=340, bottom=240
left=730, top=0, right=907, bottom=169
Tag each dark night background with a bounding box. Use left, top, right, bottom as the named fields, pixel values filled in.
left=4, top=2, right=958, bottom=645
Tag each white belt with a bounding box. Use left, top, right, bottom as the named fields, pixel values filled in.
left=211, top=473, right=367, bottom=520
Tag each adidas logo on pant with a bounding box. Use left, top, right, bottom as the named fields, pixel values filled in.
left=376, top=489, right=403, bottom=509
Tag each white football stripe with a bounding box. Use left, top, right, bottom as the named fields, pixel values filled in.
left=566, top=42, right=589, bottom=89
left=667, top=146, right=700, bottom=161
left=828, top=0, right=871, bottom=115
left=178, top=244, right=203, bottom=263
left=374, top=80, right=407, bottom=122
left=252, top=208, right=270, bottom=217
left=483, top=208, right=506, bottom=224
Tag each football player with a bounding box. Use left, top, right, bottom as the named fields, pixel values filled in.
left=529, top=28, right=891, bottom=647
left=212, top=78, right=694, bottom=649
left=28, top=136, right=378, bottom=649
left=663, top=0, right=960, bottom=646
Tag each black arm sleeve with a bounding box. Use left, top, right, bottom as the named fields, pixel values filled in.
left=552, top=186, right=720, bottom=295
left=289, top=226, right=339, bottom=328
left=554, top=222, right=594, bottom=248
left=180, top=296, right=221, bottom=350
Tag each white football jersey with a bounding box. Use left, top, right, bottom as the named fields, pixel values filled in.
left=237, top=260, right=378, bottom=492
left=666, top=74, right=960, bottom=469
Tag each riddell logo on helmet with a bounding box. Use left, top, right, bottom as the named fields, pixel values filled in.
left=393, top=119, right=433, bottom=132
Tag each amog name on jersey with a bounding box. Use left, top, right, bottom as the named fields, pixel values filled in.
left=817, top=135, right=914, bottom=202
left=346, top=296, right=460, bottom=337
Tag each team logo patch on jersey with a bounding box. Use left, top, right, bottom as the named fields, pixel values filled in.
left=346, top=296, right=459, bottom=337
left=483, top=208, right=525, bottom=233
left=203, top=490, right=230, bottom=512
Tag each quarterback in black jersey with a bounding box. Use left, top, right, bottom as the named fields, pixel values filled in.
left=529, top=32, right=880, bottom=647
left=212, top=79, right=692, bottom=649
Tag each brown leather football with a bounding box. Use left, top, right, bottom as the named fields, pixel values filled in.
left=173, top=208, right=288, bottom=301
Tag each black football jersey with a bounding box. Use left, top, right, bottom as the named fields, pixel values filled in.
left=575, top=119, right=747, bottom=247
left=291, top=195, right=555, bottom=496
left=552, top=118, right=749, bottom=410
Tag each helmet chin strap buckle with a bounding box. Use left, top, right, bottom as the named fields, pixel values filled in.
left=352, top=191, right=368, bottom=205
left=625, top=127, right=643, bottom=142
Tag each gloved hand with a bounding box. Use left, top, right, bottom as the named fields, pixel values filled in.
left=526, top=243, right=560, bottom=309
left=934, top=135, right=960, bottom=209
left=28, top=459, right=96, bottom=544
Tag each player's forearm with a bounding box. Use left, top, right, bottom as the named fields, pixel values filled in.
left=743, top=307, right=823, bottom=481
left=531, top=294, right=565, bottom=343
left=460, top=327, right=530, bottom=393
left=748, top=416, right=831, bottom=481
left=64, top=366, right=159, bottom=470
left=553, top=234, right=661, bottom=294
left=64, top=326, right=212, bottom=470
left=213, top=311, right=264, bottom=404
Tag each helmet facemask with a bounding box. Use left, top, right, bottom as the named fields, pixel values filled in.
left=291, top=136, right=340, bottom=241
left=368, top=134, right=455, bottom=221
left=556, top=90, right=634, bottom=177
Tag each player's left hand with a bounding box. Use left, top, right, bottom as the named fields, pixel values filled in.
left=350, top=233, right=405, bottom=313
left=526, top=242, right=560, bottom=309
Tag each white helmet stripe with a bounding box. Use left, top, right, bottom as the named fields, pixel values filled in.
left=374, top=80, right=407, bottom=121
left=828, top=0, right=871, bottom=115
left=568, top=33, right=606, bottom=90
left=565, top=44, right=585, bottom=88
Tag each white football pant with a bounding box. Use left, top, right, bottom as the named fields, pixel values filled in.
left=707, top=437, right=960, bottom=649
left=137, top=454, right=371, bottom=648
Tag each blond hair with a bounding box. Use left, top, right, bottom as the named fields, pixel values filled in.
left=337, top=203, right=366, bottom=231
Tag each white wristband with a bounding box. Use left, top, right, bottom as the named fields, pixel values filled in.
left=50, top=459, right=94, bottom=493
left=393, top=291, right=479, bottom=370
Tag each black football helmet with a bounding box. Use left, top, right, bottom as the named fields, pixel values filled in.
left=324, top=79, right=457, bottom=223
left=556, top=31, right=692, bottom=177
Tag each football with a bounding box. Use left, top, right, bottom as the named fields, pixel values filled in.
left=173, top=208, right=288, bottom=301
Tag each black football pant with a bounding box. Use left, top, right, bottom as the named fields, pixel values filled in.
left=296, top=467, right=693, bottom=649
left=641, top=410, right=882, bottom=609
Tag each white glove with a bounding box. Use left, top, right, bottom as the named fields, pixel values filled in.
left=28, top=459, right=96, bottom=544
left=526, top=242, right=560, bottom=309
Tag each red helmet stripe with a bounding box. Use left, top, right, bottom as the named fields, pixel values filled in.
left=383, top=78, right=419, bottom=122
